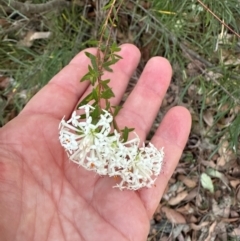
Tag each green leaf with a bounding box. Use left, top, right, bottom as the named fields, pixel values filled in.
left=109, top=17, right=116, bottom=27
left=112, top=105, right=122, bottom=117
left=91, top=105, right=101, bottom=121
left=113, top=53, right=122, bottom=59
left=102, top=63, right=113, bottom=72
left=78, top=92, right=93, bottom=107
left=206, top=168, right=222, bottom=179
left=122, top=127, right=129, bottom=142
left=101, top=87, right=115, bottom=99
left=200, top=173, right=214, bottom=193
left=92, top=87, right=99, bottom=101
left=110, top=42, right=121, bottom=52
left=83, top=39, right=99, bottom=46
left=206, top=168, right=230, bottom=190
left=121, top=127, right=135, bottom=142
left=102, top=0, right=114, bottom=10
left=112, top=7, right=118, bottom=22
left=105, top=100, right=110, bottom=110
left=85, top=52, right=98, bottom=71
left=80, top=72, right=91, bottom=82
left=101, top=79, right=111, bottom=87
left=83, top=65, right=98, bottom=85
left=102, top=55, right=121, bottom=72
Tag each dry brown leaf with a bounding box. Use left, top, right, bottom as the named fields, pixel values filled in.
left=0, top=75, right=11, bottom=90
left=230, top=227, right=240, bottom=236
left=205, top=71, right=222, bottom=81
left=205, top=221, right=217, bottom=241
left=229, top=179, right=240, bottom=188
left=156, top=237, right=168, bottom=241
left=230, top=210, right=239, bottom=218
left=201, top=160, right=216, bottom=169
left=168, top=191, right=188, bottom=206
left=0, top=19, right=9, bottom=27
left=161, top=207, right=186, bottom=224
left=190, top=221, right=210, bottom=231
left=178, top=175, right=197, bottom=188
left=229, top=165, right=240, bottom=178
left=205, top=96, right=217, bottom=105
left=188, top=215, right=198, bottom=223
left=224, top=57, right=240, bottom=66
left=203, top=109, right=214, bottom=127
left=175, top=167, right=188, bottom=174
left=176, top=203, right=194, bottom=215
left=222, top=217, right=239, bottom=222
left=236, top=185, right=240, bottom=202
left=216, top=156, right=227, bottom=167
left=18, top=31, right=52, bottom=47
left=215, top=222, right=227, bottom=241
left=183, top=188, right=198, bottom=202
left=218, top=139, right=231, bottom=156
left=212, top=197, right=231, bottom=218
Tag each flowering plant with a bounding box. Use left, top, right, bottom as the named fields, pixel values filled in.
left=58, top=0, right=165, bottom=190
left=59, top=105, right=164, bottom=190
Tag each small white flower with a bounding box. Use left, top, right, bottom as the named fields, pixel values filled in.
left=68, top=111, right=80, bottom=127
left=59, top=104, right=165, bottom=190
left=111, top=143, right=164, bottom=190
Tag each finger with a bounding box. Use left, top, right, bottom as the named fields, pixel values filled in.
left=138, top=106, right=192, bottom=218
left=117, top=57, right=172, bottom=140
left=20, top=48, right=98, bottom=119
left=79, top=44, right=141, bottom=107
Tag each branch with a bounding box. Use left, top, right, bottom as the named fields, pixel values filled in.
left=1, top=0, right=84, bottom=15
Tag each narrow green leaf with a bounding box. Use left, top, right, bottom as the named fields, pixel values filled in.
left=78, top=92, right=93, bottom=107
left=80, top=72, right=91, bottom=82
left=101, top=79, right=111, bottom=86
left=102, top=0, right=114, bottom=10
left=85, top=52, right=98, bottom=71
left=109, top=17, right=116, bottom=27
left=113, top=54, right=123, bottom=59
left=105, top=100, right=111, bottom=110
left=103, top=64, right=113, bottom=72
left=92, top=87, right=99, bottom=101
left=122, top=127, right=129, bottom=142
left=101, top=88, right=115, bottom=99
left=121, top=127, right=134, bottom=142
left=91, top=105, right=101, bottom=121
left=84, top=39, right=99, bottom=46
left=112, top=7, right=118, bottom=22
left=110, top=43, right=121, bottom=52
left=112, top=105, right=122, bottom=117
left=106, top=57, right=119, bottom=65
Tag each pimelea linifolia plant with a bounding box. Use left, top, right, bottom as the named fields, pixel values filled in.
left=59, top=0, right=164, bottom=190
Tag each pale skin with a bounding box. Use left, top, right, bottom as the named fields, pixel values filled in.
left=0, top=44, right=191, bottom=241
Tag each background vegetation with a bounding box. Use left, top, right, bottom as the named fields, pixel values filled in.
left=1, top=0, right=240, bottom=240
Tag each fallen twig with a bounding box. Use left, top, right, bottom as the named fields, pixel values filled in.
left=0, top=0, right=84, bottom=15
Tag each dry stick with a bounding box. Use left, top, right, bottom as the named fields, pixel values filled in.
left=196, top=0, right=240, bottom=39
left=129, top=0, right=240, bottom=105
left=0, top=0, right=74, bottom=15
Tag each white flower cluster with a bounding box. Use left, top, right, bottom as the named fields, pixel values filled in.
left=59, top=104, right=164, bottom=190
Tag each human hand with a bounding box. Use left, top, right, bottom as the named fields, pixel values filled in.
left=0, top=44, right=191, bottom=241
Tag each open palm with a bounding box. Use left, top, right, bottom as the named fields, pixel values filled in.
left=0, top=44, right=191, bottom=241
